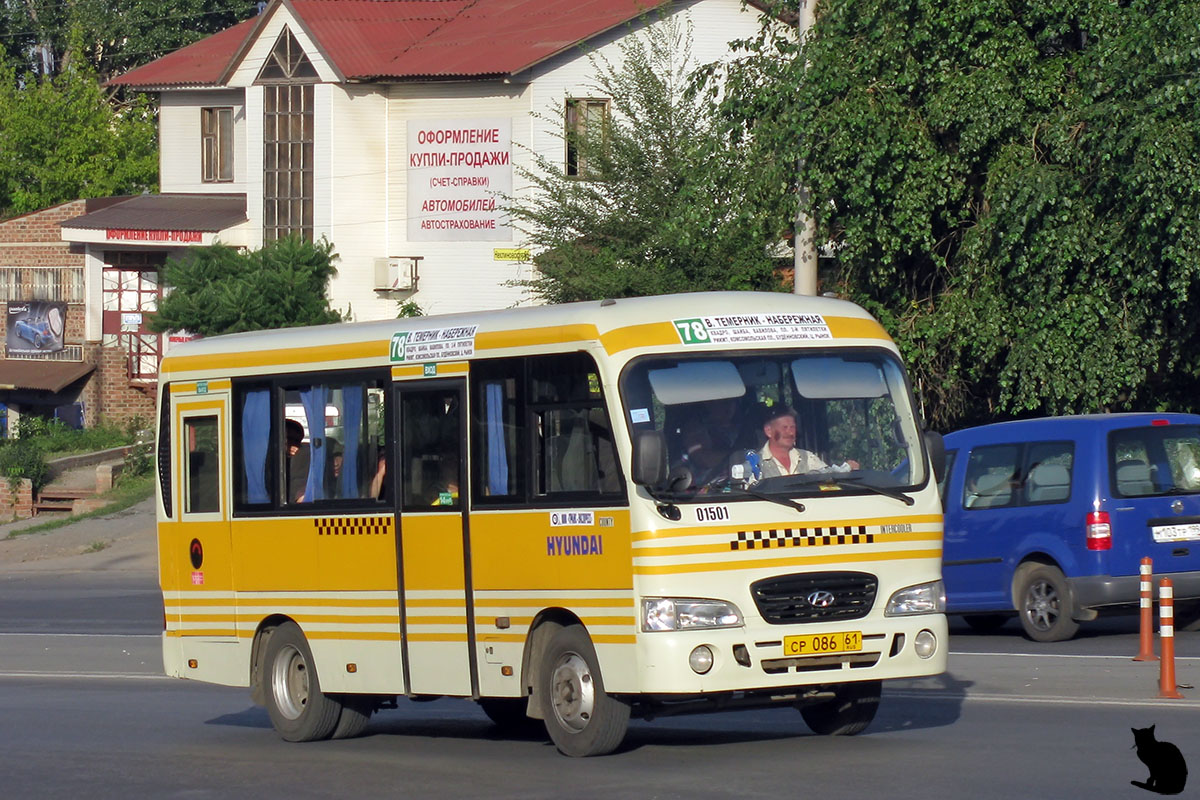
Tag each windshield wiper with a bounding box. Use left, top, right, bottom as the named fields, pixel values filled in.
left=756, top=473, right=915, bottom=506
left=832, top=476, right=915, bottom=506
left=742, top=483, right=806, bottom=514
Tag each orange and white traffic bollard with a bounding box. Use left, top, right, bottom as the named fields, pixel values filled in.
left=1159, top=578, right=1184, bottom=699
left=1133, top=557, right=1158, bottom=662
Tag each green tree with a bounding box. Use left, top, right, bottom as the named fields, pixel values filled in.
left=149, top=237, right=346, bottom=337
left=713, top=0, right=1200, bottom=429
left=0, top=56, right=157, bottom=217
left=506, top=16, right=788, bottom=304
left=0, top=1, right=260, bottom=82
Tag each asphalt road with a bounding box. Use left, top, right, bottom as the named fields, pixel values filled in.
left=2, top=508, right=1199, bottom=798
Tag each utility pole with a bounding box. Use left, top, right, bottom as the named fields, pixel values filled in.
left=793, top=0, right=818, bottom=296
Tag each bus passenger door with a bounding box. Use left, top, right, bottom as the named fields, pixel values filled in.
left=168, top=389, right=236, bottom=648
left=396, top=379, right=475, bottom=697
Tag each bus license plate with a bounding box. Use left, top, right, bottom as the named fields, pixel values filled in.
left=783, top=631, right=862, bottom=657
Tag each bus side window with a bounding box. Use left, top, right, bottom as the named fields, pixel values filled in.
left=401, top=388, right=461, bottom=510
left=185, top=416, right=220, bottom=514
left=530, top=353, right=623, bottom=499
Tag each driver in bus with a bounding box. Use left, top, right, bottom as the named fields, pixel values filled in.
left=758, top=405, right=858, bottom=479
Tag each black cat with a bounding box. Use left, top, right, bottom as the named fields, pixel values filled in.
left=1131, top=725, right=1188, bottom=795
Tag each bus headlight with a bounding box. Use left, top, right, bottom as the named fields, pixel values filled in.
left=642, top=598, right=743, bottom=632
left=884, top=581, right=946, bottom=617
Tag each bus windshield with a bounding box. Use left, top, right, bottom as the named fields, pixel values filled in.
left=621, top=349, right=926, bottom=500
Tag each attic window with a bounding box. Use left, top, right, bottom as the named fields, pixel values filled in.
left=256, top=27, right=318, bottom=83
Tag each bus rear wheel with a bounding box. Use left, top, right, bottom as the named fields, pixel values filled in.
left=264, top=622, right=343, bottom=742
left=799, top=680, right=881, bottom=736
left=539, top=624, right=629, bottom=757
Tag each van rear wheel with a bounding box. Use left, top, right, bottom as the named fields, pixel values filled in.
left=1016, top=564, right=1080, bottom=642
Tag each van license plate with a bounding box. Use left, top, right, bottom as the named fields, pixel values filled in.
left=783, top=631, right=862, bottom=656
left=1152, top=523, right=1200, bottom=542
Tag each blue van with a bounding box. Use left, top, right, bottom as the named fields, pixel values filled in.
left=940, top=413, right=1200, bottom=641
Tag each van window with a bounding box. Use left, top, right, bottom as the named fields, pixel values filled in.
left=1110, top=425, right=1200, bottom=497
left=962, top=445, right=1019, bottom=509
left=1024, top=442, right=1074, bottom=504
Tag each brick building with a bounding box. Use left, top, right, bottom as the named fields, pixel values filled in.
left=0, top=199, right=163, bottom=431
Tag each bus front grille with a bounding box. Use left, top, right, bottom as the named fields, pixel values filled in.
left=750, top=571, right=877, bottom=624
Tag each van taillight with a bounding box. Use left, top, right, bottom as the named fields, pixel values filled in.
left=1086, top=511, right=1112, bottom=550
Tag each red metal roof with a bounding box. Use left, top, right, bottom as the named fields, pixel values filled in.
left=110, top=18, right=260, bottom=88
left=111, top=0, right=679, bottom=88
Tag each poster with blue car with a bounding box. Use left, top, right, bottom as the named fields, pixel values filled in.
left=6, top=301, right=65, bottom=356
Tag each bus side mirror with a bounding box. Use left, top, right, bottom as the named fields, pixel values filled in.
left=924, top=430, right=946, bottom=485
left=631, top=430, right=668, bottom=487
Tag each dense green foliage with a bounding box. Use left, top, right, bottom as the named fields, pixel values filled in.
left=0, top=0, right=259, bottom=82
left=0, top=57, right=157, bottom=217
left=715, top=0, right=1200, bottom=428
left=150, top=237, right=346, bottom=336
left=506, top=17, right=788, bottom=304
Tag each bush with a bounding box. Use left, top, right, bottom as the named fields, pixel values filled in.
left=0, top=444, right=49, bottom=493
left=12, top=416, right=133, bottom=456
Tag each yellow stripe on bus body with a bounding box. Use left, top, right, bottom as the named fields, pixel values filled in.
left=631, top=514, right=943, bottom=542
left=403, top=597, right=467, bottom=608
left=169, top=379, right=231, bottom=394
left=305, top=630, right=403, bottom=642
left=472, top=596, right=635, bottom=609
left=392, top=362, right=469, bottom=379
left=162, top=340, right=386, bottom=376
left=475, top=325, right=599, bottom=352
left=634, top=534, right=943, bottom=558
left=634, top=548, right=944, bottom=576
left=405, top=615, right=468, bottom=625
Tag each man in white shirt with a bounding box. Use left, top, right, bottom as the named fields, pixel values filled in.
left=758, top=406, right=858, bottom=479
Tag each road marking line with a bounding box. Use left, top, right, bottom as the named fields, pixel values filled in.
left=887, top=690, right=1200, bottom=709
left=950, top=651, right=1200, bottom=661
left=0, top=632, right=159, bottom=638
left=0, top=670, right=170, bottom=681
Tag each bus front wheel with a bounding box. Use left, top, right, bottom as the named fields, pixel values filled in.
left=799, top=680, right=881, bottom=735
left=264, top=622, right=343, bottom=742
left=539, top=624, right=629, bottom=757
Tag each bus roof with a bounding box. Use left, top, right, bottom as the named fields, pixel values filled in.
left=159, top=291, right=892, bottom=379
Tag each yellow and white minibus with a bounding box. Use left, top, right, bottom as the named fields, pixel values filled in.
left=155, top=291, right=947, bottom=756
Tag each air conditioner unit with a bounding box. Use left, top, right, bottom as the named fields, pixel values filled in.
left=373, top=257, right=420, bottom=291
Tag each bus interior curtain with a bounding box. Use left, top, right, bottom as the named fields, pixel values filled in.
left=301, top=385, right=328, bottom=502
left=486, top=382, right=508, bottom=495
left=242, top=389, right=270, bottom=503
left=342, top=384, right=363, bottom=497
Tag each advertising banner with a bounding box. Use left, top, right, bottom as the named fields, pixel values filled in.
left=407, top=118, right=513, bottom=242
left=6, top=300, right=66, bottom=356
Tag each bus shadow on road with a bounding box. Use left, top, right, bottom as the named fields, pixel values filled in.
left=200, top=676, right=970, bottom=751
left=205, top=706, right=273, bottom=729
left=873, top=671, right=971, bottom=733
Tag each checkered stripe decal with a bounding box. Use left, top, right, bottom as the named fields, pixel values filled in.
left=730, top=525, right=873, bottom=550
left=314, top=516, right=394, bottom=536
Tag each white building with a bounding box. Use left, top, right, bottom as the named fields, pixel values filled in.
left=59, top=0, right=772, bottom=379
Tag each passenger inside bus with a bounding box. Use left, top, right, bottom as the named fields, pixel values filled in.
left=285, top=419, right=310, bottom=503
